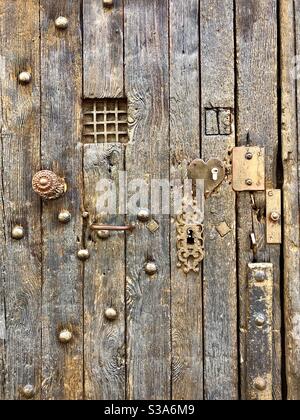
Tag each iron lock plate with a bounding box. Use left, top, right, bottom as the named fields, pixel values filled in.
left=232, top=146, right=265, bottom=191
left=266, top=189, right=281, bottom=244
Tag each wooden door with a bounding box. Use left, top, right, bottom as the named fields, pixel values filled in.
left=0, top=0, right=299, bottom=401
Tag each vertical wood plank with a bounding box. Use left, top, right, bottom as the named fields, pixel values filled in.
left=124, top=0, right=171, bottom=400
left=83, top=144, right=126, bottom=400
left=200, top=0, right=238, bottom=400
left=235, top=0, right=281, bottom=400
left=280, top=0, right=300, bottom=400
left=83, top=0, right=124, bottom=98
left=169, top=0, right=203, bottom=400
left=40, top=0, right=83, bottom=400
left=0, top=0, right=41, bottom=400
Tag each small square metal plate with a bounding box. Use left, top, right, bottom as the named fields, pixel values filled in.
left=232, top=146, right=265, bottom=191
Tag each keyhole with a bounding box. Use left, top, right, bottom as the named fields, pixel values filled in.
left=187, top=229, right=195, bottom=245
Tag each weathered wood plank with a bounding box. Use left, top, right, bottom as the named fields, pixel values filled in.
left=280, top=0, right=300, bottom=401
left=0, top=0, right=41, bottom=400
left=40, top=0, right=83, bottom=400
left=83, top=144, right=126, bottom=399
left=124, top=0, right=171, bottom=400
left=200, top=0, right=238, bottom=400
left=169, top=0, right=203, bottom=400
left=235, top=0, right=281, bottom=400
left=83, top=0, right=124, bottom=98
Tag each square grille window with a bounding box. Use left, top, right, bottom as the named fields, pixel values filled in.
left=83, top=98, right=128, bottom=143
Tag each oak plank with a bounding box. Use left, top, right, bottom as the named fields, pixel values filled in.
left=0, top=0, right=41, bottom=400
left=40, top=0, right=83, bottom=400
left=124, top=0, right=171, bottom=400
left=83, top=144, right=126, bottom=400
left=280, top=0, right=300, bottom=400
left=169, top=0, right=203, bottom=400
left=235, top=0, right=281, bottom=400
left=200, top=0, right=238, bottom=400
left=83, top=0, right=124, bottom=98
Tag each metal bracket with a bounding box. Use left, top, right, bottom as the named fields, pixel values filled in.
left=188, top=158, right=225, bottom=197
left=232, top=146, right=265, bottom=191
left=266, top=189, right=282, bottom=244
left=246, top=263, right=273, bottom=400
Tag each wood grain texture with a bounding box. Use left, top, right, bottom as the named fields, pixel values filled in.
left=40, top=0, right=83, bottom=400
left=280, top=0, right=300, bottom=401
left=124, top=0, right=171, bottom=400
left=83, top=0, right=124, bottom=98
left=200, top=0, right=238, bottom=400
left=0, top=0, right=41, bottom=400
left=169, top=0, right=203, bottom=400
left=235, top=0, right=281, bottom=400
left=83, top=144, right=126, bottom=399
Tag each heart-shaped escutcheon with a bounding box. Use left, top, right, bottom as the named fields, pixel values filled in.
left=188, top=158, right=225, bottom=197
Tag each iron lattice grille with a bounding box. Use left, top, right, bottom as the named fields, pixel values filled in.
left=83, top=99, right=128, bottom=143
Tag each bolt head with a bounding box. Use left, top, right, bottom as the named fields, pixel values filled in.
left=59, top=329, right=73, bottom=344
left=145, top=262, right=157, bottom=276
left=270, top=211, right=280, bottom=222
left=245, top=178, right=253, bottom=186
left=245, top=152, right=253, bottom=160
left=58, top=210, right=71, bottom=224
left=22, top=384, right=35, bottom=399
left=12, top=226, right=24, bottom=240
left=77, top=249, right=90, bottom=261
left=254, top=377, right=267, bottom=391
left=97, top=230, right=110, bottom=239
left=55, top=16, right=69, bottom=29
left=255, top=314, right=266, bottom=327
left=105, top=308, right=117, bottom=320
left=254, top=271, right=266, bottom=283
left=18, top=71, right=31, bottom=84
left=137, top=208, right=151, bottom=222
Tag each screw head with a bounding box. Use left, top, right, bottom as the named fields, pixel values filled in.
left=55, top=16, right=69, bottom=29
left=255, top=314, right=266, bottom=327
left=12, top=226, right=24, bottom=240
left=245, top=152, right=253, bottom=160
left=254, top=271, right=266, bottom=283
left=268, top=191, right=274, bottom=197
left=77, top=249, right=90, bottom=261
left=137, top=208, right=151, bottom=222
left=105, top=308, right=117, bottom=320
left=254, top=377, right=267, bottom=391
left=18, top=71, right=31, bottom=84
left=59, top=329, right=73, bottom=344
left=245, top=178, right=253, bottom=186
left=270, top=211, right=280, bottom=222
left=97, top=230, right=110, bottom=239
left=145, top=262, right=157, bottom=276
left=58, top=210, right=71, bottom=224
left=22, top=384, right=35, bottom=399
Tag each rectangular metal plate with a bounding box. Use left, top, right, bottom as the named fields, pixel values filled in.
left=232, top=146, right=265, bottom=191
left=246, top=263, right=273, bottom=400
left=266, top=189, right=281, bottom=244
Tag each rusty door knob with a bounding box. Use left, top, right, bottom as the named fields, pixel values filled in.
left=32, top=170, right=67, bottom=200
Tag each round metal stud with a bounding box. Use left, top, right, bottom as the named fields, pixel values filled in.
left=103, top=0, right=114, bottom=7
left=12, top=226, right=24, bottom=240
left=58, top=329, right=73, bottom=344
left=32, top=170, right=67, bottom=200
left=270, top=211, right=281, bottom=222
left=82, top=211, right=89, bottom=219
left=245, top=178, right=253, bottom=186
left=245, top=152, right=253, bottom=160
left=255, top=314, right=266, bottom=327
left=58, top=210, right=71, bottom=224
left=137, top=209, right=151, bottom=222
left=77, top=249, right=90, bottom=261
left=55, top=16, right=69, bottom=29
left=254, top=271, right=266, bottom=283
left=22, top=384, right=35, bottom=399
left=105, top=308, right=117, bottom=321
left=18, top=71, right=31, bottom=84
left=145, top=262, right=158, bottom=276
left=97, top=230, right=110, bottom=239
left=254, top=377, right=267, bottom=392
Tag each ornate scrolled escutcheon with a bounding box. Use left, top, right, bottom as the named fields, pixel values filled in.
left=32, top=170, right=67, bottom=200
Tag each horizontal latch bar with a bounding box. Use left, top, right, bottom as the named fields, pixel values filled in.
left=90, top=224, right=135, bottom=232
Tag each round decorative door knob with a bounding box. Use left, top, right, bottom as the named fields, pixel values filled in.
left=32, top=170, right=67, bottom=200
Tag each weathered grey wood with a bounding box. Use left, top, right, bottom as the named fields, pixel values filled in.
left=40, top=0, right=83, bottom=400
left=83, top=144, right=126, bottom=400
left=0, top=0, right=41, bottom=400
left=236, top=0, right=281, bottom=400
left=280, top=0, right=300, bottom=401
left=200, top=0, right=238, bottom=400
left=169, top=0, right=203, bottom=400
left=124, top=0, right=171, bottom=400
left=83, top=0, right=124, bottom=98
